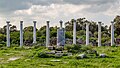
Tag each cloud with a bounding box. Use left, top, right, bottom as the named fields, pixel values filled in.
left=0, top=0, right=120, bottom=28
left=13, top=4, right=90, bottom=28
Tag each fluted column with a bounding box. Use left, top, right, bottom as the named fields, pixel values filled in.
left=86, top=22, right=89, bottom=46
left=20, top=21, right=23, bottom=47
left=46, top=21, right=50, bottom=47
left=111, top=21, right=114, bottom=46
left=73, top=20, right=76, bottom=44
left=33, top=21, right=37, bottom=44
left=6, top=21, right=10, bottom=47
left=98, top=22, right=101, bottom=47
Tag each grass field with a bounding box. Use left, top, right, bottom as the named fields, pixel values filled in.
left=0, top=46, right=120, bottom=68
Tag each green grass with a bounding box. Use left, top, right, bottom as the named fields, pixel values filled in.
left=0, top=46, right=120, bottom=68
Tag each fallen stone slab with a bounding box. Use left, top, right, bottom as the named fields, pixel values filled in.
left=76, top=54, right=87, bottom=59
left=46, top=50, right=56, bottom=54
left=100, top=54, right=106, bottom=58
left=55, top=53, right=63, bottom=57
left=7, top=57, right=21, bottom=61
left=50, top=59, right=61, bottom=62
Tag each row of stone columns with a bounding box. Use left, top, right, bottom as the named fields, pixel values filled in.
left=6, top=20, right=114, bottom=47
left=72, top=21, right=115, bottom=46
left=6, top=21, right=37, bottom=47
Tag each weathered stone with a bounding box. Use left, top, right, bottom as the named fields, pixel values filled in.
left=50, top=59, right=61, bottom=62
left=62, top=50, right=68, bottom=53
left=55, top=53, right=63, bottom=57
left=67, top=53, right=72, bottom=56
left=56, top=51, right=62, bottom=53
left=100, top=54, right=106, bottom=58
left=76, top=54, right=87, bottom=59
left=8, top=57, right=20, bottom=61
left=46, top=51, right=56, bottom=54
left=48, top=46, right=54, bottom=50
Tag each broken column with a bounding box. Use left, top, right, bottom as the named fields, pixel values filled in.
left=20, top=21, right=23, bottom=47
left=86, top=22, right=89, bottom=46
left=46, top=21, right=50, bottom=47
left=98, top=22, right=101, bottom=47
left=33, top=21, right=37, bottom=44
left=6, top=21, right=10, bottom=47
left=73, top=20, right=76, bottom=44
left=111, top=21, right=114, bottom=46
left=57, top=20, right=65, bottom=47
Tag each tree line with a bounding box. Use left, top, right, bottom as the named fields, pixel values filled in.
left=0, top=15, right=120, bottom=46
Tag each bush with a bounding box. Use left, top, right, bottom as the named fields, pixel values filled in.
left=0, top=44, right=5, bottom=47
left=56, top=46, right=64, bottom=51
left=35, top=51, right=56, bottom=58
left=36, top=52, right=49, bottom=58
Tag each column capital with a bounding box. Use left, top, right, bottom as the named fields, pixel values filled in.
left=98, top=22, right=102, bottom=24
left=46, top=21, right=50, bottom=23
left=60, top=20, right=63, bottom=23
left=111, top=21, right=114, bottom=23
left=33, top=21, right=37, bottom=23
left=6, top=21, right=10, bottom=23
left=20, top=21, right=23, bottom=23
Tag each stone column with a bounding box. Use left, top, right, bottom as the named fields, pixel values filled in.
left=73, top=20, right=76, bottom=44
left=111, top=21, right=114, bottom=46
left=46, top=21, right=50, bottom=47
left=20, top=21, right=23, bottom=47
left=57, top=20, right=65, bottom=46
left=98, top=22, right=101, bottom=47
left=86, top=22, right=89, bottom=46
left=33, top=21, right=37, bottom=44
left=6, top=21, right=10, bottom=47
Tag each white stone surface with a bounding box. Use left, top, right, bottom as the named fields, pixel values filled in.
left=73, top=21, right=76, bottom=44
left=20, top=21, right=23, bottom=47
left=111, top=21, right=114, bottom=46
left=33, top=21, right=37, bottom=44
left=86, top=22, right=89, bottom=45
left=6, top=21, right=10, bottom=47
left=98, top=22, right=101, bottom=47
left=46, top=21, right=50, bottom=47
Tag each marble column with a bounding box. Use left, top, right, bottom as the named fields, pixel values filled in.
left=33, top=21, right=37, bottom=44
left=6, top=21, right=10, bottom=47
left=57, top=20, right=65, bottom=46
left=111, top=21, right=114, bottom=46
left=98, top=22, right=101, bottom=47
left=20, top=21, right=23, bottom=47
left=73, top=20, right=76, bottom=44
left=46, top=21, right=50, bottom=47
left=86, top=22, right=89, bottom=46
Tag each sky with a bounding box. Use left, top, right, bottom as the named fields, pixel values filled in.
left=0, top=0, right=120, bottom=29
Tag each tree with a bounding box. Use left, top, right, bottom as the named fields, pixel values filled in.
left=114, top=15, right=120, bottom=35
left=24, top=26, right=34, bottom=32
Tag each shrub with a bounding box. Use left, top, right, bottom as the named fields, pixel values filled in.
left=36, top=52, right=49, bottom=58
left=56, top=46, right=64, bottom=51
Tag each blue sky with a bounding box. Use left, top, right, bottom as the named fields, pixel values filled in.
left=0, top=0, right=120, bottom=29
